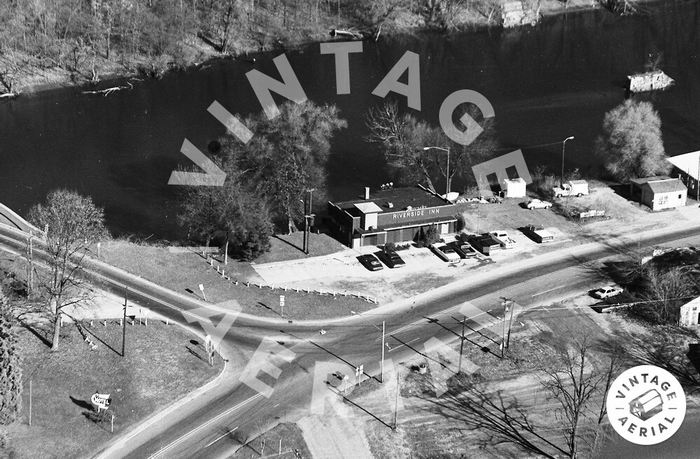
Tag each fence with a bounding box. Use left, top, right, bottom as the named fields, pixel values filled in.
left=578, top=209, right=606, bottom=220
left=205, top=255, right=379, bottom=304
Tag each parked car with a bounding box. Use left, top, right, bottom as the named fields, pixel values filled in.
left=592, top=285, right=624, bottom=299
left=553, top=180, right=589, bottom=198
left=466, top=233, right=500, bottom=256
left=526, top=199, right=553, bottom=210
left=357, top=254, right=383, bottom=271
left=377, top=250, right=406, bottom=268
left=521, top=225, right=555, bottom=243
left=490, top=231, right=517, bottom=249
left=449, top=241, right=478, bottom=259
left=430, top=243, right=461, bottom=263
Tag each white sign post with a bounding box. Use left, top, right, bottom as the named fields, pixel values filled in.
left=280, top=295, right=285, bottom=317
left=198, top=283, right=207, bottom=301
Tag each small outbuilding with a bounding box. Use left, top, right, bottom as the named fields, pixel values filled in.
left=629, top=176, right=687, bottom=211
left=502, top=178, right=527, bottom=198
left=680, top=297, right=700, bottom=327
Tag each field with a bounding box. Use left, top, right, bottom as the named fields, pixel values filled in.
left=2, top=321, right=222, bottom=458
left=98, top=239, right=375, bottom=320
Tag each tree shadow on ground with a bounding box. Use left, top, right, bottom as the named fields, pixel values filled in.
left=272, top=234, right=304, bottom=254
left=18, top=319, right=52, bottom=348
left=77, top=321, right=121, bottom=356
left=419, top=384, right=566, bottom=459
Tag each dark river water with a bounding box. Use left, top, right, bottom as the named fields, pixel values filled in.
left=1, top=0, right=699, bottom=239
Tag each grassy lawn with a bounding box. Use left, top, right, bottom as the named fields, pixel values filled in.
left=98, top=240, right=374, bottom=320
left=232, top=422, right=310, bottom=458
left=254, top=232, right=349, bottom=264
left=4, top=320, right=222, bottom=458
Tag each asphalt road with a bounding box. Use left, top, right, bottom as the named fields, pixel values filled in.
left=2, top=223, right=700, bottom=458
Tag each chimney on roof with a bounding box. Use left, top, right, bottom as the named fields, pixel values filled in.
left=364, top=187, right=370, bottom=200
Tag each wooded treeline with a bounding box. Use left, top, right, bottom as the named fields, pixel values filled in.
left=0, top=0, right=500, bottom=93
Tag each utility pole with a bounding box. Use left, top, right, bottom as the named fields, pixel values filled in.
left=26, top=234, right=33, bottom=296
left=393, top=369, right=400, bottom=430
left=122, top=286, right=128, bottom=357
left=500, top=299, right=509, bottom=358
left=28, top=379, right=32, bottom=426
left=561, top=136, right=575, bottom=187
left=695, top=152, right=700, bottom=201
left=506, top=300, right=515, bottom=349
left=302, top=189, right=315, bottom=255
left=458, top=317, right=466, bottom=373
left=381, top=321, right=386, bottom=383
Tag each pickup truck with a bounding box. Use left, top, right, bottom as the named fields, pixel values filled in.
left=522, top=225, right=554, bottom=243
left=553, top=180, right=589, bottom=198
left=490, top=231, right=517, bottom=249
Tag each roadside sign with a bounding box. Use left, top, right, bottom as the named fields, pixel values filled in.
left=91, top=392, right=111, bottom=412
left=280, top=295, right=285, bottom=307
left=198, top=284, right=204, bottom=291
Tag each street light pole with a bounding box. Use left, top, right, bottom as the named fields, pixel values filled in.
left=302, top=189, right=315, bottom=255
left=561, top=136, right=575, bottom=187
left=423, top=146, right=451, bottom=195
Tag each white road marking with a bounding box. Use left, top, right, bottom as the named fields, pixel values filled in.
left=205, top=426, right=238, bottom=448
left=149, top=393, right=264, bottom=458
left=532, top=285, right=564, bottom=297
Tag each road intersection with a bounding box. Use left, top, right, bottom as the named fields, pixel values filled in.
left=2, top=223, right=700, bottom=457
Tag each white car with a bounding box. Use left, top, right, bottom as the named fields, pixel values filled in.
left=430, top=243, right=461, bottom=263
left=593, top=285, right=623, bottom=299
left=526, top=199, right=553, bottom=210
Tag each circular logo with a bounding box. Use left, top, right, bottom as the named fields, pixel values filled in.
left=606, top=365, right=686, bottom=445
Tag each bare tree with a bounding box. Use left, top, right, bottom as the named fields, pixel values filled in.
left=540, top=335, right=619, bottom=458
left=641, top=266, right=694, bottom=324
left=28, top=190, right=108, bottom=350
left=366, top=101, right=499, bottom=193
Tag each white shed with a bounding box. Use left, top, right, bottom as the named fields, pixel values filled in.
left=503, top=178, right=527, bottom=198
left=680, top=297, right=700, bottom=327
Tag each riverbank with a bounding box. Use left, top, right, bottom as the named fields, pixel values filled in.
left=0, top=0, right=609, bottom=98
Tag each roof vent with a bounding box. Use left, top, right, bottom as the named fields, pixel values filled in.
left=387, top=202, right=394, bottom=209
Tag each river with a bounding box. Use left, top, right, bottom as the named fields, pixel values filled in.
left=1, top=0, right=699, bottom=239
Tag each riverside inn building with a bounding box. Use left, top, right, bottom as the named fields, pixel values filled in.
left=328, top=185, right=469, bottom=248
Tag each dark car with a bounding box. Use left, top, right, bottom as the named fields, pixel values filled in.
left=449, top=241, right=478, bottom=259
left=357, top=254, right=383, bottom=271
left=377, top=250, right=406, bottom=268
left=466, top=233, right=500, bottom=256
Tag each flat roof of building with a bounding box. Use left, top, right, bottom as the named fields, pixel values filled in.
left=334, top=186, right=448, bottom=213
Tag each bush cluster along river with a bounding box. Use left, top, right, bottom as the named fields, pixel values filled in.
left=1, top=0, right=699, bottom=239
